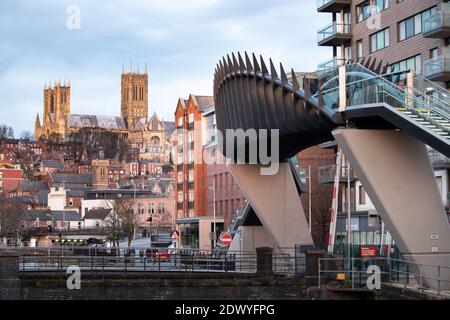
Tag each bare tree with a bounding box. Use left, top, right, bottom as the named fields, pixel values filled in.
left=20, top=131, right=33, bottom=140
left=104, top=197, right=138, bottom=249
left=0, top=124, right=14, bottom=140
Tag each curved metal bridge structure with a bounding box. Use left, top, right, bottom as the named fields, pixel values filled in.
left=213, top=52, right=450, bottom=160
left=213, top=52, right=450, bottom=290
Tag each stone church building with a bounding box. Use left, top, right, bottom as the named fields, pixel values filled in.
left=35, top=67, right=174, bottom=162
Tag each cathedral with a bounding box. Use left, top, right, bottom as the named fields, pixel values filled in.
left=35, top=67, right=174, bottom=162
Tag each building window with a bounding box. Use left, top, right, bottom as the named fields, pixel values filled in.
left=399, top=7, right=436, bottom=41
left=356, top=40, right=363, bottom=59
left=357, top=1, right=371, bottom=22
left=389, top=54, right=422, bottom=75
left=359, top=185, right=366, bottom=205
left=374, top=0, right=389, bottom=13
left=370, top=28, right=389, bottom=53
left=430, top=47, right=439, bottom=59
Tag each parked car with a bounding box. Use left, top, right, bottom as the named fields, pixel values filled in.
left=155, top=249, right=171, bottom=261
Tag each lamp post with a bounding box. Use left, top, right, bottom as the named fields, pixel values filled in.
left=147, top=215, right=153, bottom=247
left=205, top=179, right=217, bottom=249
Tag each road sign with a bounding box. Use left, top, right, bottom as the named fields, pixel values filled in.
left=360, top=246, right=377, bottom=257
left=171, top=230, right=179, bottom=241
left=222, top=233, right=232, bottom=246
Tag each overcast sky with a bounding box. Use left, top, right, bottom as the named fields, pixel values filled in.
left=0, top=0, right=331, bottom=136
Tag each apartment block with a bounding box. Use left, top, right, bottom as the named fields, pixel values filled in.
left=317, top=0, right=450, bottom=87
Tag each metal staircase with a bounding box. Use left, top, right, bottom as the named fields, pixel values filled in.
left=317, top=63, right=450, bottom=155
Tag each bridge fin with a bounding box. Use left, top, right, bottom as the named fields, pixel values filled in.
left=222, top=57, right=229, bottom=76
left=260, top=55, right=269, bottom=75
left=232, top=52, right=239, bottom=73
left=374, top=60, right=383, bottom=74
left=382, top=62, right=390, bottom=74
left=227, top=55, right=233, bottom=74
left=291, top=68, right=300, bottom=91
left=280, top=63, right=288, bottom=85
left=253, top=53, right=261, bottom=72
left=219, top=60, right=225, bottom=80
left=238, top=52, right=246, bottom=72
left=245, top=52, right=253, bottom=71
left=269, top=58, right=278, bottom=79
left=303, top=76, right=312, bottom=101
left=369, top=58, right=378, bottom=72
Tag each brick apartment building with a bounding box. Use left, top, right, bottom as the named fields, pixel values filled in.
left=174, top=95, right=246, bottom=249
left=317, top=0, right=450, bottom=88
left=317, top=0, right=450, bottom=252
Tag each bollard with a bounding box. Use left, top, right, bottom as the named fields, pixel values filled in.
left=256, top=247, right=273, bottom=276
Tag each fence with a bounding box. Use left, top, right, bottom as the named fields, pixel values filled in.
left=9, top=246, right=303, bottom=276
left=318, top=257, right=450, bottom=296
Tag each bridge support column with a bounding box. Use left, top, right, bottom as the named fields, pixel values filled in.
left=228, top=163, right=313, bottom=252
left=333, top=128, right=450, bottom=290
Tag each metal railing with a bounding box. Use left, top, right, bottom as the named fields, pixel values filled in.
left=317, top=22, right=351, bottom=43
left=318, top=63, right=450, bottom=132
left=423, top=6, right=450, bottom=35
left=318, top=164, right=354, bottom=184
left=424, top=55, right=450, bottom=78
left=317, top=57, right=348, bottom=78
left=318, top=257, right=450, bottom=296
left=11, top=246, right=302, bottom=276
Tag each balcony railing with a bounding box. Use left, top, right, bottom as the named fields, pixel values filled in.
left=318, top=164, right=355, bottom=184
left=423, top=4, right=450, bottom=38
left=317, top=0, right=351, bottom=13
left=429, top=149, right=450, bottom=167
left=423, top=55, right=450, bottom=82
left=317, top=57, right=348, bottom=78
left=317, top=22, right=351, bottom=46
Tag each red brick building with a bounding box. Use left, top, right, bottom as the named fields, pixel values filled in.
left=0, top=164, right=23, bottom=198
left=174, top=95, right=214, bottom=219
left=296, top=145, right=336, bottom=245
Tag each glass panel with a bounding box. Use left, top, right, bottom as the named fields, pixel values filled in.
left=377, top=32, right=383, bottom=50
left=399, top=21, right=406, bottom=41
left=406, top=18, right=414, bottom=38
left=415, top=55, right=422, bottom=75
left=384, top=28, right=390, bottom=47
left=360, top=231, right=367, bottom=245
left=414, top=14, right=422, bottom=34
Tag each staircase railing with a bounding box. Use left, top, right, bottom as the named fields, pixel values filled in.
left=317, top=64, right=450, bottom=132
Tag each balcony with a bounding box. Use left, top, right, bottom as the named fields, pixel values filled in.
left=429, top=149, right=450, bottom=169
left=423, top=4, right=450, bottom=38
left=423, top=55, right=450, bottom=82
left=317, top=0, right=351, bottom=13
left=317, top=22, right=351, bottom=46
left=318, top=164, right=356, bottom=184
left=317, top=57, right=347, bottom=78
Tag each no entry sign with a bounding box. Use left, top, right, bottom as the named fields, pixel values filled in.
left=222, top=233, right=232, bottom=246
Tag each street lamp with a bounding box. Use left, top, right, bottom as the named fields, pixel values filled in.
left=205, top=179, right=217, bottom=249
left=146, top=215, right=153, bottom=247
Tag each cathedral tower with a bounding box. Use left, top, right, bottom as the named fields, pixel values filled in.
left=121, top=65, right=148, bottom=128
left=36, top=81, right=71, bottom=139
